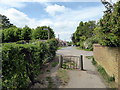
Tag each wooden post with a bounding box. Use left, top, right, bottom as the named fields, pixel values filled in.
left=80, top=55, right=83, bottom=70
left=59, top=55, right=63, bottom=68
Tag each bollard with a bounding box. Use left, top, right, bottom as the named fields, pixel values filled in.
left=80, top=55, right=84, bottom=70
left=59, top=55, right=63, bottom=68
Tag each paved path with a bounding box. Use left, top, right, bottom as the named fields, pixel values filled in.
left=57, top=47, right=107, bottom=88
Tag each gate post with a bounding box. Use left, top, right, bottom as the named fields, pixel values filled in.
left=59, top=55, right=63, bottom=68
left=80, top=55, right=84, bottom=70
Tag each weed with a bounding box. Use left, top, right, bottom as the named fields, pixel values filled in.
left=91, top=57, right=116, bottom=88
left=57, top=68, right=69, bottom=85
left=86, top=56, right=93, bottom=59
left=52, top=62, right=58, bottom=67
left=46, top=76, right=51, bottom=81
left=97, top=65, right=115, bottom=83
left=46, top=69, right=50, bottom=72
left=92, top=58, right=97, bottom=65
left=46, top=76, right=54, bottom=88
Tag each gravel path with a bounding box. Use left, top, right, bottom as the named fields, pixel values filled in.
left=57, top=47, right=107, bottom=88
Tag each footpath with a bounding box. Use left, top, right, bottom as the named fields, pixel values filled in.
left=57, top=47, right=107, bottom=88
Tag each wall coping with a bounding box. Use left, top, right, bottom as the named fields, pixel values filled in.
left=93, top=44, right=106, bottom=47
left=93, top=44, right=120, bottom=49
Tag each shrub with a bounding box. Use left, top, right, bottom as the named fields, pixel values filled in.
left=84, top=36, right=99, bottom=50
left=2, top=39, right=58, bottom=89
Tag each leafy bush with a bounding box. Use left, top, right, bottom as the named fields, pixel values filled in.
left=97, top=1, right=120, bottom=47
left=84, top=36, right=99, bottom=50
left=2, top=39, right=58, bottom=89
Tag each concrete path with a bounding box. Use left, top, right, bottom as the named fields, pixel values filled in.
left=57, top=47, right=107, bottom=88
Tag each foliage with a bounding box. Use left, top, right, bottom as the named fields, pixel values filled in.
left=52, top=62, right=58, bottom=67
left=2, top=39, right=58, bottom=89
left=67, top=41, right=73, bottom=46
left=57, top=68, right=69, bottom=86
left=91, top=58, right=115, bottom=87
left=83, top=36, right=98, bottom=50
left=0, top=14, right=14, bottom=29
left=72, top=21, right=96, bottom=48
left=97, top=65, right=115, bottom=83
left=2, top=25, right=56, bottom=42
left=72, top=1, right=120, bottom=48
left=46, top=76, right=54, bottom=88
left=1, top=15, right=55, bottom=42
left=32, top=26, right=55, bottom=40
left=92, top=58, right=97, bottom=65
left=95, top=1, right=120, bottom=47
left=21, top=25, right=32, bottom=40
left=2, top=26, right=22, bottom=42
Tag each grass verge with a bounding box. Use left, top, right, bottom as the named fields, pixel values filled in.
left=86, top=56, right=94, bottom=59
left=57, top=68, right=69, bottom=86
left=57, top=46, right=66, bottom=50
left=91, top=57, right=117, bottom=88
left=52, top=62, right=59, bottom=67
left=46, top=76, right=54, bottom=88
left=76, top=47, right=92, bottom=51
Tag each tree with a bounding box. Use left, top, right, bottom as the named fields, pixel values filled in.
left=13, top=27, right=22, bottom=42
left=0, top=14, right=13, bottom=29
left=3, top=27, right=15, bottom=42
left=96, top=1, right=120, bottom=47
left=32, top=26, right=55, bottom=40
left=21, top=25, right=32, bottom=40
left=72, top=21, right=96, bottom=47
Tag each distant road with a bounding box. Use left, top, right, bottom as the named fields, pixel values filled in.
left=57, top=46, right=93, bottom=56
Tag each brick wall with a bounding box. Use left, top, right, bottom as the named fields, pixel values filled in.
left=93, top=44, right=120, bottom=87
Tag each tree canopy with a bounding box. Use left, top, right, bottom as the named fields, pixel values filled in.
left=72, top=1, right=120, bottom=48
left=72, top=21, right=96, bottom=47
left=0, top=14, right=13, bottom=29
left=32, top=26, right=55, bottom=40
left=95, top=1, right=120, bottom=47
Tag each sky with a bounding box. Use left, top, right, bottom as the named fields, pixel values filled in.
left=0, top=0, right=118, bottom=41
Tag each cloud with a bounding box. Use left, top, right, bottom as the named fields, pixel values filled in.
left=0, top=0, right=26, bottom=8
left=0, top=0, right=119, bottom=3
left=0, top=0, right=101, bottom=3
left=0, top=1, right=106, bottom=41
left=0, top=8, right=39, bottom=28
left=45, top=4, right=69, bottom=16
left=2, top=8, right=30, bottom=27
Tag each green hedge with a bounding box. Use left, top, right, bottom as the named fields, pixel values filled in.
left=2, top=39, right=58, bottom=89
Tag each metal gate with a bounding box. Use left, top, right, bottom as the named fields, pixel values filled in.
left=59, top=55, right=83, bottom=70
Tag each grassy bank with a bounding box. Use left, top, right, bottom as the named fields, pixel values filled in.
left=57, top=46, right=66, bottom=50
left=86, top=56, right=117, bottom=88
left=57, top=68, right=69, bottom=86
left=76, top=47, right=92, bottom=51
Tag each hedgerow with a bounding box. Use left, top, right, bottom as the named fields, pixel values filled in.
left=2, top=39, right=58, bottom=89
